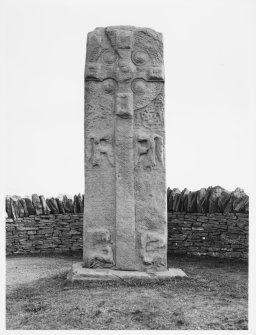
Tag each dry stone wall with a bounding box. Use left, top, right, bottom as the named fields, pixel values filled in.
left=168, top=212, right=248, bottom=260
left=168, top=186, right=249, bottom=214
left=6, top=212, right=248, bottom=259
left=5, top=186, right=249, bottom=259
left=5, top=194, right=84, bottom=219
left=6, top=214, right=83, bottom=255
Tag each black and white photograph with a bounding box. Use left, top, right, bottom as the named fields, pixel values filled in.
left=1, top=0, right=255, bottom=332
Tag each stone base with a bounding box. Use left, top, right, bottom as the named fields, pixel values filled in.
left=67, top=262, right=187, bottom=282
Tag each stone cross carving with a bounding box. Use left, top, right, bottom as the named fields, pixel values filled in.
left=84, top=26, right=166, bottom=272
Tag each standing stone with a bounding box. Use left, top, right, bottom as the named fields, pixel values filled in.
left=196, top=188, right=206, bottom=213
left=172, top=188, right=181, bottom=212
left=84, top=26, right=166, bottom=272
left=10, top=199, right=17, bottom=219
left=233, top=188, right=249, bottom=213
left=187, top=191, right=197, bottom=213
left=168, top=189, right=174, bottom=212
left=46, top=198, right=59, bottom=214
left=201, top=186, right=212, bottom=213
left=24, top=197, right=36, bottom=215
left=77, top=194, right=83, bottom=213
left=39, top=195, right=51, bottom=215
left=181, top=188, right=189, bottom=212
left=56, top=198, right=65, bottom=214
left=208, top=186, right=223, bottom=213
left=81, top=195, right=84, bottom=214
left=168, top=188, right=179, bottom=212
left=244, top=198, right=249, bottom=213
left=218, top=188, right=231, bottom=213
left=10, top=196, right=22, bottom=218
left=16, top=199, right=25, bottom=217
left=167, top=188, right=171, bottom=212
left=62, top=195, right=74, bottom=213
left=19, top=198, right=29, bottom=217
left=5, top=197, right=12, bottom=218
left=32, top=194, right=43, bottom=215
left=74, top=195, right=79, bottom=213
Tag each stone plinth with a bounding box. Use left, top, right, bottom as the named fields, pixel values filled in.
left=68, top=262, right=187, bottom=282
left=83, top=26, right=167, bottom=273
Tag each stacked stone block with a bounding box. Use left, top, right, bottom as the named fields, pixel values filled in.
left=6, top=212, right=248, bottom=259
left=5, top=186, right=249, bottom=259
left=6, top=194, right=84, bottom=219
left=168, top=212, right=248, bottom=259
left=6, top=214, right=83, bottom=255
left=167, top=186, right=249, bottom=214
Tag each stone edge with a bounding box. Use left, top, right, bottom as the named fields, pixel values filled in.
left=67, top=262, right=187, bottom=282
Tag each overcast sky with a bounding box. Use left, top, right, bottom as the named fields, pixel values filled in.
left=2, top=0, right=255, bottom=197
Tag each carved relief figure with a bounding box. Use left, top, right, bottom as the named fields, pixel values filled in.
left=84, top=229, right=114, bottom=268
left=87, top=134, right=114, bottom=167
left=140, top=231, right=166, bottom=269
left=86, top=245, right=114, bottom=268
left=135, top=130, right=163, bottom=168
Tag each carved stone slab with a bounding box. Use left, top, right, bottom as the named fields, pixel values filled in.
left=84, top=26, right=166, bottom=272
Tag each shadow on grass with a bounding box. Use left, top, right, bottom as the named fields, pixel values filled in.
left=7, top=255, right=248, bottom=302
left=6, top=255, right=248, bottom=330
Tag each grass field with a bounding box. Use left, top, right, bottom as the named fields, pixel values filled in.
left=6, top=254, right=248, bottom=330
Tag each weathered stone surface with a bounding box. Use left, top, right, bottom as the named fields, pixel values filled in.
left=32, top=194, right=43, bottom=215
left=187, top=191, right=197, bottom=213
left=244, top=198, right=249, bottom=213
left=209, top=186, right=224, bottom=213
left=77, top=194, right=83, bottom=213
left=168, top=189, right=174, bottom=212
left=168, top=186, right=249, bottom=214
left=81, top=195, right=84, bottom=214
left=62, top=195, right=74, bottom=213
left=19, top=198, right=29, bottom=217
left=201, top=187, right=212, bottom=213
left=168, top=212, right=248, bottom=260
left=56, top=198, right=65, bottom=214
left=10, top=199, right=17, bottom=219
left=5, top=197, right=12, bottom=218
left=39, top=195, right=51, bottom=215
left=5, top=212, right=248, bottom=260
left=167, top=188, right=172, bottom=211
left=46, top=198, right=59, bottom=214
left=16, top=199, right=25, bottom=217
left=24, top=197, right=36, bottom=215
left=224, top=191, right=234, bottom=214
left=233, top=188, right=249, bottom=213
left=171, top=188, right=181, bottom=212
left=73, top=195, right=80, bottom=214
left=218, top=189, right=231, bottom=213
left=180, top=188, right=189, bottom=212
left=196, top=188, right=206, bottom=213
left=69, top=263, right=186, bottom=282
left=84, top=26, right=166, bottom=272
left=9, top=196, right=22, bottom=218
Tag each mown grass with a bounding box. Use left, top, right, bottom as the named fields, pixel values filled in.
left=6, top=255, right=248, bottom=330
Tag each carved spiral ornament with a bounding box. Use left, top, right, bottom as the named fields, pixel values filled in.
left=102, top=49, right=118, bottom=65
left=132, top=50, right=149, bottom=66
left=102, top=79, right=117, bottom=94
left=131, top=79, right=147, bottom=95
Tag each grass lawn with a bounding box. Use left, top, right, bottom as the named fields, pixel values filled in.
left=6, top=254, right=248, bottom=330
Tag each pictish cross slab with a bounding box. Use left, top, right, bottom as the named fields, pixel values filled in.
left=83, top=26, right=167, bottom=272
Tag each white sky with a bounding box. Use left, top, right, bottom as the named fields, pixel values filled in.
left=1, top=0, right=256, bottom=197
